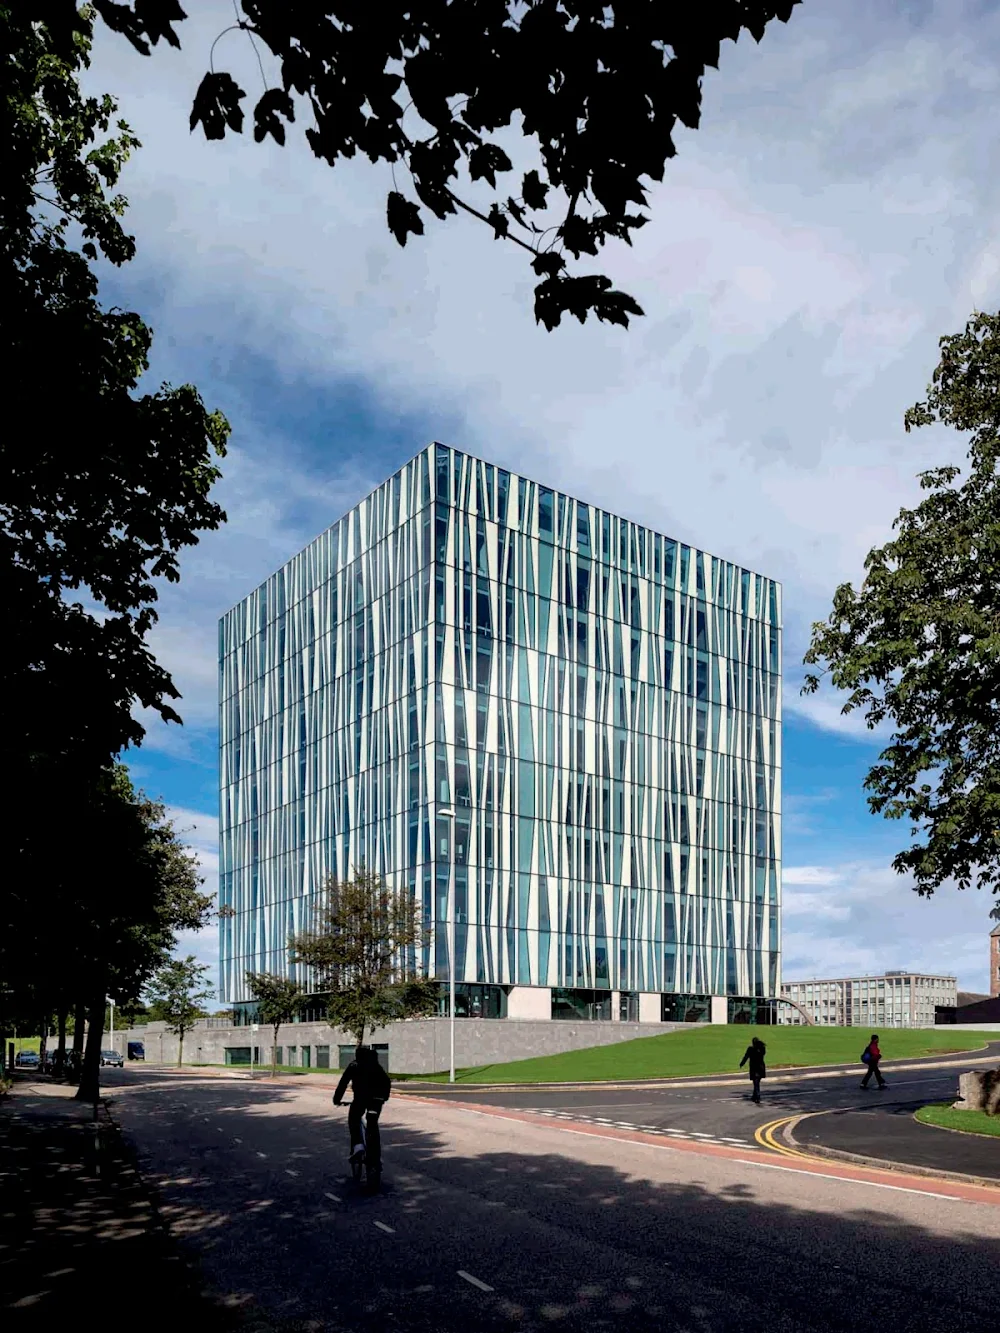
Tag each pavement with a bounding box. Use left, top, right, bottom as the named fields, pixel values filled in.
left=0, top=1078, right=250, bottom=1328
left=54, top=1068, right=1000, bottom=1331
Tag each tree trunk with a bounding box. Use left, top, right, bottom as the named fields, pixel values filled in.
left=272, top=1024, right=280, bottom=1077
left=177, top=1029, right=184, bottom=1067
left=67, top=1001, right=86, bottom=1083
left=55, top=1006, right=67, bottom=1076
left=71, top=1002, right=85, bottom=1056
left=38, top=1016, right=48, bottom=1073
left=76, top=985, right=106, bottom=1104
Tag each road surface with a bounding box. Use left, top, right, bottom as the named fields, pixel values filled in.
left=421, top=1042, right=1000, bottom=1178
left=104, top=1068, right=999, bottom=1333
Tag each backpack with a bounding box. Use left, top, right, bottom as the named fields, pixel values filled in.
left=860, top=1048, right=871, bottom=1063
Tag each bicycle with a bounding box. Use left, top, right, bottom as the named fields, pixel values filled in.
left=346, top=1097, right=384, bottom=1191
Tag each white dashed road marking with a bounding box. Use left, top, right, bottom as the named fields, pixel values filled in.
left=374, top=1221, right=395, bottom=1234
left=458, top=1270, right=494, bottom=1293
left=324, top=1191, right=340, bottom=1203
left=521, top=1108, right=752, bottom=1148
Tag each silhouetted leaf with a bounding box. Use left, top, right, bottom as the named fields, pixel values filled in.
left=386, top=191, right=424, bottom=246
left=253, top=86, right=295, bottom=145
left=521, top=169, right=548, bottom=211
left=189, top=71, right=245, bottom=139
left=468, top=142, right=512, bottom=188
left=487, top=203, right=508, bottom=239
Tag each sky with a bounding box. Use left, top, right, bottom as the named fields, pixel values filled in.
left=83, top=0, right=1000, bottom=997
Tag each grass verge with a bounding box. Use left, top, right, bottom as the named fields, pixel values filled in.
left=406, top=1025, right=990, bottom=1084
left=914, top=1101, right=1000, bottom=1137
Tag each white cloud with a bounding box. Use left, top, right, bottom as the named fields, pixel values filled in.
left=783, top=866, right=844, bottom=888
left=165, top=805, right=220, bottom=995
left=781, top=859, right=996, bottom=991
left=81, top=1, right=1000, bottom=750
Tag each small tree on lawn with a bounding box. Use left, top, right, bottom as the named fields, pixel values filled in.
left=289, top=869, right=436, bottom=1045
left=244, top=972, right=306, bottom=1077
left=147, top=957, right=213, bottom=1067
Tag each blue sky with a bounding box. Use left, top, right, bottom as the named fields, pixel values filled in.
left=85, top=0, right=1000, bottom=994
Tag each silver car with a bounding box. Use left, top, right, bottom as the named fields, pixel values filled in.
left=100, top=1049, right=124, bottom=1068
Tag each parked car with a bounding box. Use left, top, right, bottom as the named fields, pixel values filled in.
left=100, top=1049, right=124, bottom=1068
left=14, top=1050, right=40, bottom=1068
left=127, top=1041, right=145, bottom=1061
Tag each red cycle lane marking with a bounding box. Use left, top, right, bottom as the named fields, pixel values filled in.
left=397, top=1094, right=1000, bottom=1209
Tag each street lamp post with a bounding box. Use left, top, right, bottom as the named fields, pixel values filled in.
left=109, top=997, right=114, bottom=1053
left=438, top=808, right=456, bottom=1083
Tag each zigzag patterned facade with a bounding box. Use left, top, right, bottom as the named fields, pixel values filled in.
left=219, top=444, right=782, bottom=1005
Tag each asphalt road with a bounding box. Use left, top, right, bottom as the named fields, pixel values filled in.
left=104, top=1068, right=999, bottom=1333
left=420, top=1043, right=1000, bottom=1178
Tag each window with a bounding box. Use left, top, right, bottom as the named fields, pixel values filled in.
left=224, top=1047, right=260, bottom=1066
left=538, top=487, right=554, bottom=536
left=338, top=1044, right=390, bottom=1071
left=316, top=1045, right=331, bottom=1069
left=661, top=994, right=710, bottom=1023
left=552, top=988, right=612, bottom=1021
left=434, top=982, right=508, bottom=1019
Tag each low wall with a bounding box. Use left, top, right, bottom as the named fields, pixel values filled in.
left=117, top=1015, right=699, bottom=1074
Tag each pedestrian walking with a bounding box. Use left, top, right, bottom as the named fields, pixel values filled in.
left=860, top=1033, right=887, bottom=1089
left=740, top=1036, right=767, bottom=1103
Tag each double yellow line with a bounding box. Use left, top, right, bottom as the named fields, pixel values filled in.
left=754, top=1114, right=819, bottom=1161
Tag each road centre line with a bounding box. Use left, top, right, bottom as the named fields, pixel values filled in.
left=458, top=1270, right=494, bottom=1292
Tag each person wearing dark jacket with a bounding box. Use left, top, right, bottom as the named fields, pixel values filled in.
left=333, top=1045, right=391, bottom=1168
left=860, top=1033, right=887, bottom=1089
left=739, top=1036, right=767, bottom=1103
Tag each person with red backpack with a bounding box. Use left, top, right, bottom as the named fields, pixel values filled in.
left=860, top=1033, right=887, bottom=1089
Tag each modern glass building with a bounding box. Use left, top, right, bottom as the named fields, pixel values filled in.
left=218, top=443, right=782, bottom=1019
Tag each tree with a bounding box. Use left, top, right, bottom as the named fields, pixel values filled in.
left=78, top=0, right=800, bottom=331
left=20, top=763, right=215, bottom=1100
left=803, top=310, right=1000, bottom=916
left=147, top=957, right=214, bottom=1066
left=245, top=972, right=306, bottom=1077
left=289, top=869, right=436, bottom=1045
left=1, top=5, right=229, bottom=787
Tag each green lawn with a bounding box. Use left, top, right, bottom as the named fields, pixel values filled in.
left=915, top=1102, right=1000, bottom=1137
left=408, top=1025, right=990, bottom=1084
left=6, top=1037, right=41, bottom=1055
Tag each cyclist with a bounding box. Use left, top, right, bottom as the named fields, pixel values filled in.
left=333, top=1045, right=391, bottom=1172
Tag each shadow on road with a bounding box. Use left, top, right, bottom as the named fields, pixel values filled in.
left=89, top=1070, right=1000, bottom=1333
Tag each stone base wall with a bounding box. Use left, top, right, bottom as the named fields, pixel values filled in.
left=116, top=1015, right=701, bottom=1075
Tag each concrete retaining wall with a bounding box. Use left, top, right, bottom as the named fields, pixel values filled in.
left=117, top=1015, right=700, bottom=1074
